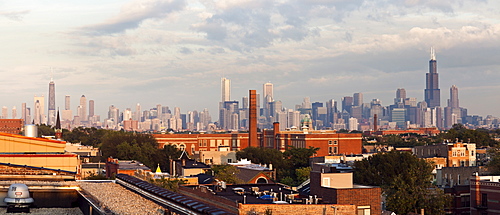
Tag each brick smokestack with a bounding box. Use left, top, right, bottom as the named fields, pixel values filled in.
left=249, top=90, right=258, bottom=147
left=373, top=114, right=378, bottom=132
left=273, top=122, right=279, bottom=150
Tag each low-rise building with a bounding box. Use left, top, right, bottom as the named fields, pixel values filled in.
left=470, top=175, right=500, bottom=214
left=105, top=157, right=151, bottom=178
left=0, top=132, right=80, bottom=180
left=153, top=124, right=362, bottom=157
left=308, top=163, right=381, bottom=215
left=413, top=140, right=476, bottom=167
left=0, top=119, right=23, bottom=134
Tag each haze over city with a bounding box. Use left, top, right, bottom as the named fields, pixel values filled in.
left=1, top=0, right=500, bottom=118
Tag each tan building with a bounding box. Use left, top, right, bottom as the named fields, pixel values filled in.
left=413, top=140, right=476, bottom=167
left=192, top=151, right=237, bottom=165
left=0, top=132, right=80, bottom=180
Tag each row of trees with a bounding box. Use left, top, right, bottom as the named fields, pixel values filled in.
left=236, top=146, right=318, bottom=186
left=354, top=151, right=450, bottom=214
left=365, top=124, right=499, bottom=147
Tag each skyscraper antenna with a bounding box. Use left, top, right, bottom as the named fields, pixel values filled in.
left=50, top=67, right=54, bottom=82
left=430, top=47, right=436, bottom=60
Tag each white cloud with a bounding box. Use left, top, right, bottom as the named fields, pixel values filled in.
left=80, top=0, right=186, bottom=35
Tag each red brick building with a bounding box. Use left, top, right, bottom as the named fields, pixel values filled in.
left=105, top=157, right=151, bottom=178
left=0, top=119, right=23, bottom=134
left=309, top=166, right=381, bottom=215
left=470, top=175, right=500, bottom=214
left=153, top=123, right=362, bottom=157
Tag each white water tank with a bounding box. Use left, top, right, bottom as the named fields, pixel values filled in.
left=24, top=124, right=38, bottom=137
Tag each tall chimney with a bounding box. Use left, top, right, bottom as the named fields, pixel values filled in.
left=373, top=114, right=378, bottom=132
left=273, top=122, right=279, bottom=149
left=249, top=90, right=258, bottom=147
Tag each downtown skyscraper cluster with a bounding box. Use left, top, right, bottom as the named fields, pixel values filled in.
left=1, top=48, right=498, bottom=131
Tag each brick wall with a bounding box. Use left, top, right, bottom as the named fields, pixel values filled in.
left=178, top=186, right=238, bottom=213
left=310, top=172, right=381, bottom=215
left=238, top=203, right=356, bottom=215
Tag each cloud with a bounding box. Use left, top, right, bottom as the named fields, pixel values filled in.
left=80, top=0, right=186, bottom=35
left=0, top=10, right=30, bottom=21
left=179, top=47, right=193, bottom=54
left=192, top=0, right=364, bottom=51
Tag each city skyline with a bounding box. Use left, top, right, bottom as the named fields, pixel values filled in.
left=1, top=0, right=500, bottom=118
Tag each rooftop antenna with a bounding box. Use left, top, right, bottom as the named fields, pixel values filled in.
left=430, top=47, right=436, bottom=60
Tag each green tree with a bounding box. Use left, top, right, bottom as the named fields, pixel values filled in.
left=149, top=176, right=186, bottom=192
left=295, top=167, right=311, bottom=185
left=354, top=151, right=450, bottom=214
left=236, top=147, right=285, bottom=169
left=37, top=124, right=55, bottom=137
left=99, top=131, right=161, bottom=169
left=486, top=148, right=500, bottom=175
left=211, top=164, right=243, bottom=184
left=441, top=124, right=498, bottom=147
left=283, top=146, right=319, bottom=169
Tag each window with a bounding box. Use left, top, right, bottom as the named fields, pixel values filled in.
left=334, top=147, right=338, bottom=154
left=328, top=140, right=333, bottom=145
left=334, top=140, right=338, bottom=145
left=328, top=147, right=333, bottom=155
left=322, top=178, right=330, bottom=187
left=179, top=144, right=186, bottom=151
left=481, top=193, right=488, bottom=207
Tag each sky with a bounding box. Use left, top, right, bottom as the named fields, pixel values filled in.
left=1, top=0, right=499, bottom=119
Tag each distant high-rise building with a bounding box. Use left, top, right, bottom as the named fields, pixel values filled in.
left=21, top=103, right=27, bottom=123
left=302, top=97, right=312, bottom=109
left=123, top=108, right=133, bottom=121
left=242, top=96, right=248, bottom=110
left=221, top=77, right=231, bottom=102
left=341, top=96, right=353, bottom=113
left=396, top=88, right=406, bottom=100
left=33, top=95, right=45, bottom=124
left=445, top=85, right=462, bottom=128
left=2, top=106, right=7, bottom=119
left=89, top=100, right=95, bottom=118
left=65, top=95, right=70, bottom=110
left=48, top=79, right=56, bottom=125
left=108, top=105, right=119, bottom=123
left=448, top=85, right=459, bottom=108
left=353, top=93, right=363, bottom=107
left=134, top=103, right=140, bottom=121
left=425, top=47, right=440, bottom=108
left=348, top=117, right=358, bottom=131
left=174, top=107, right=181, bottom=119
left=263, top=82, right=273, bottom=103
left=12, top=106, right=16, bottom=119
left=34, top=100, right=41, bottom=125
left=326, top=99, right=338, bottom=126
left=262, top=82, right=274, bottom=123
left=80, top=95, right=87, bottom=121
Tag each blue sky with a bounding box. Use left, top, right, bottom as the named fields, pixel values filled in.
left=1, top=0, right=499, bottom=119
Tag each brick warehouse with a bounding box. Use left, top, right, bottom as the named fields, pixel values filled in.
left=153, top=122, right=362, bottom=157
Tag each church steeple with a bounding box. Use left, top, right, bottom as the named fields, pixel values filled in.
left=55, top=109, right=62, bottom=140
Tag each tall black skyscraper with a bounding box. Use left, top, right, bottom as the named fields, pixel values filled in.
left=425, top=47, right=440, bottom=108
